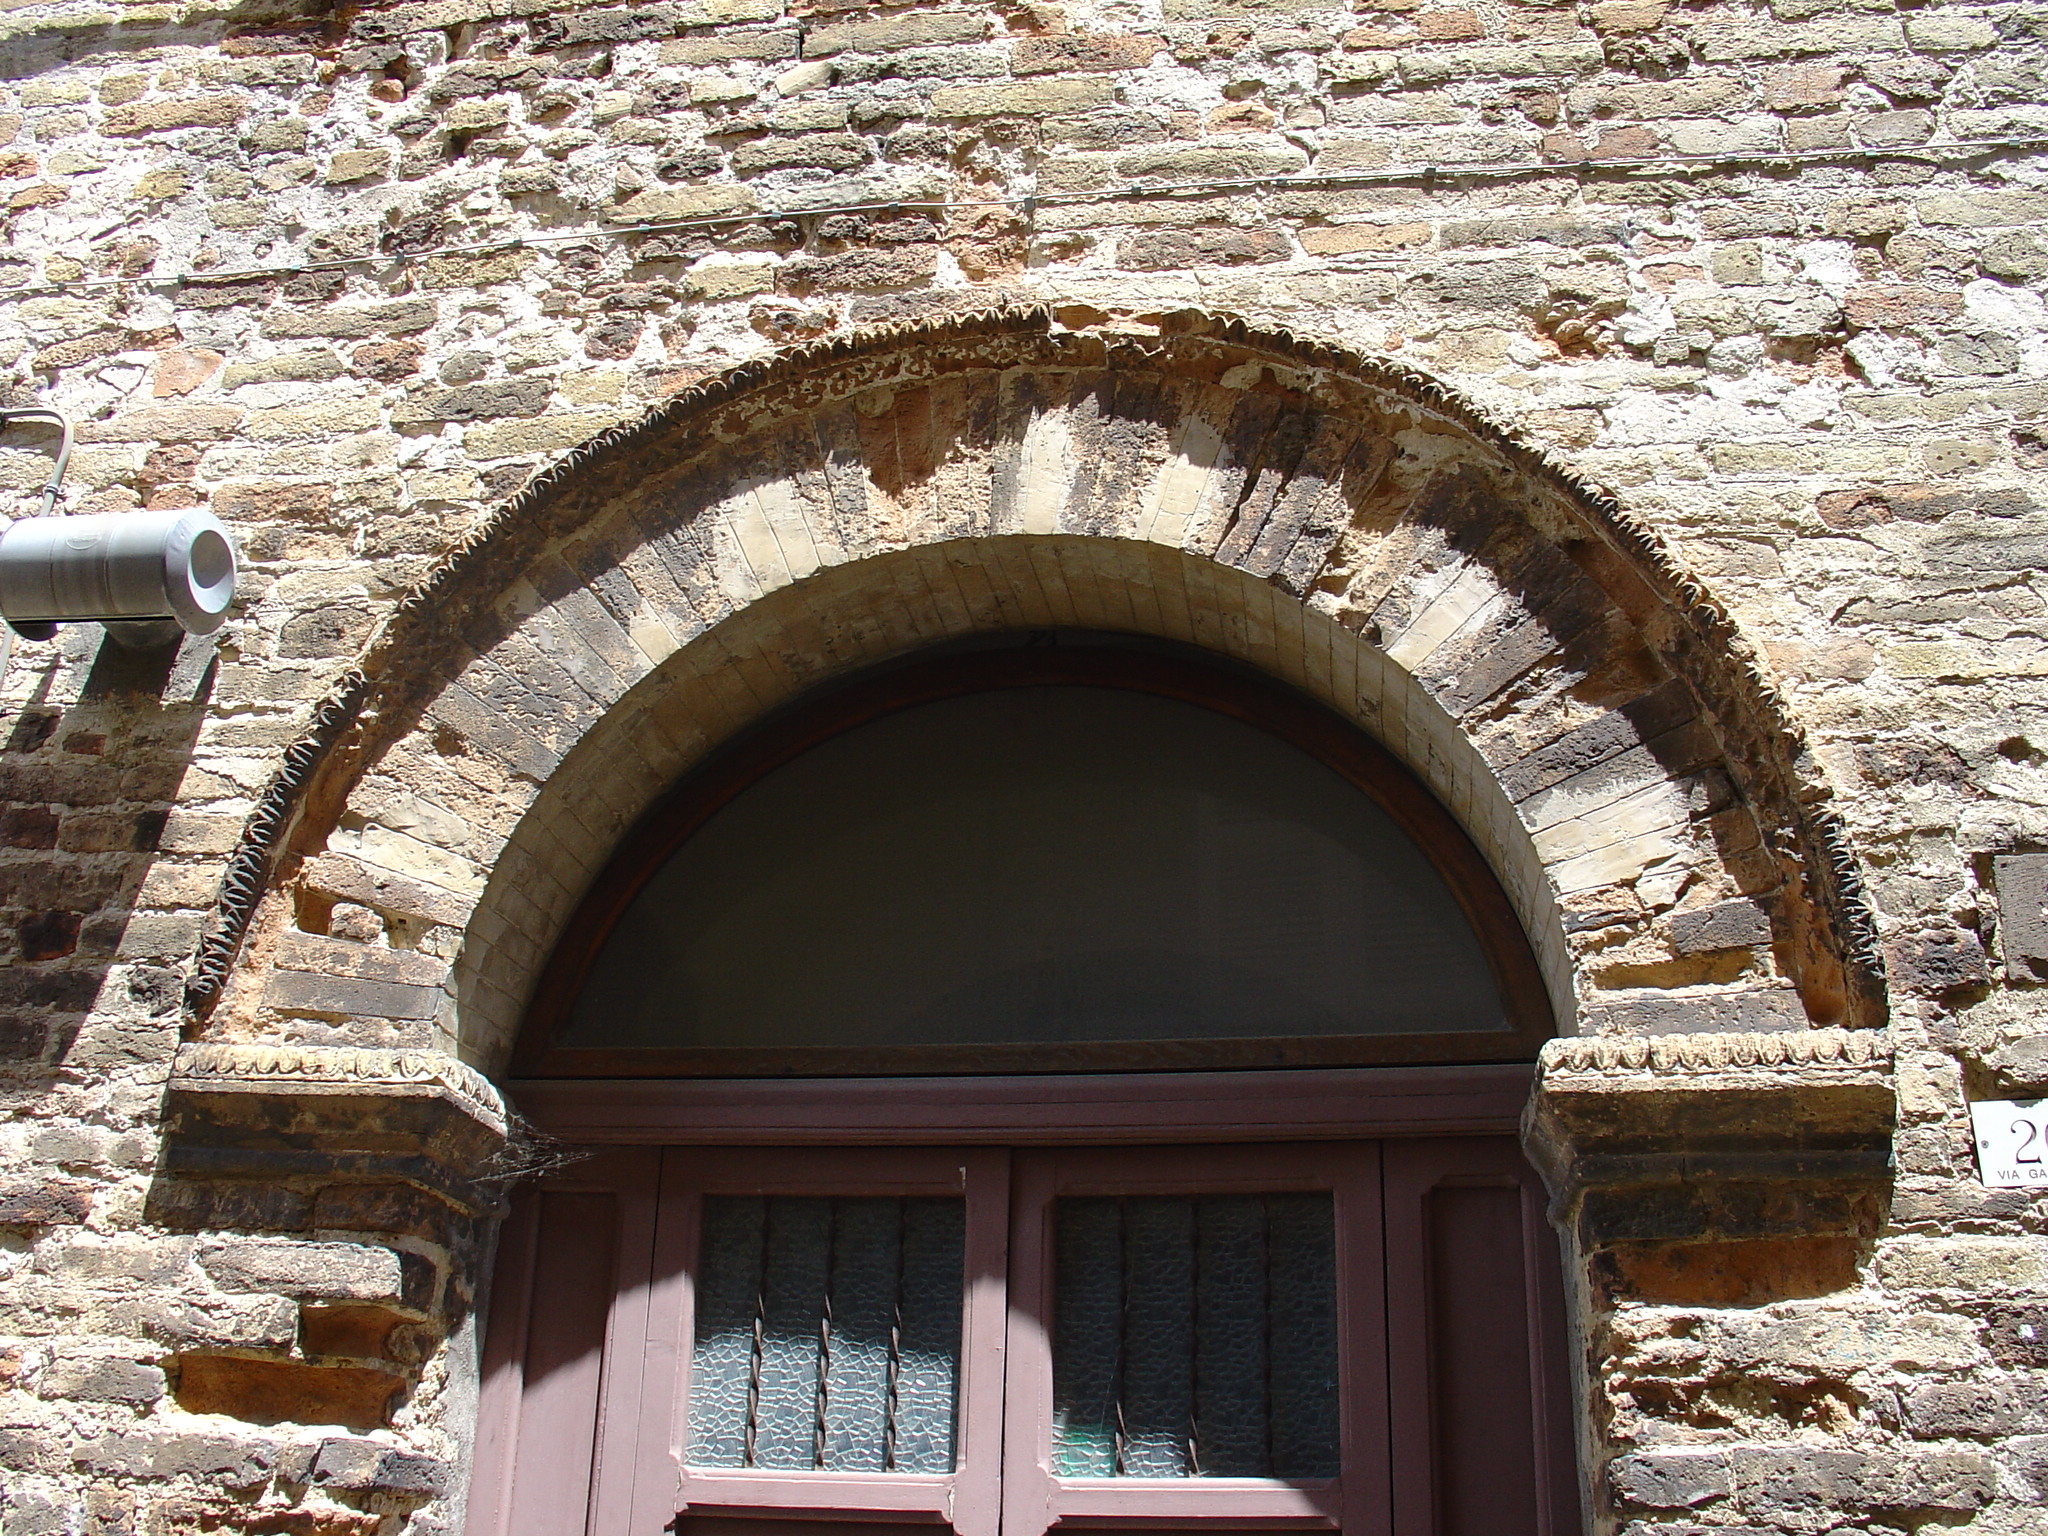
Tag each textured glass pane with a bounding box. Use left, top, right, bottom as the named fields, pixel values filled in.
left=892, top=1199, right=965, bottom=1473
left=1051, top=1193, right=1337, bottom=1480
left=1051, top=1199, right=1122, bottom=1477
left=566, top=687, right=1509, bottom=1056
left=821, top=1199, right=899, bottom=1471
left=687, top=1197, right=766, bottom=1468
left=1267, top=1194, right=1341, bottom=1478
left=686, top=1196, right=963, bottom=1473
left=1194, top=1195, right=1269, bottom=1476
left=754, top=1197, right=833, bottom=1469
left=1121, top=1198, right=1195, bottom=1476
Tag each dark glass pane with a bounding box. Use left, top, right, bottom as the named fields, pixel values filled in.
left=686, top=1196, right=964, bottom=1472
left=1051, top=1193, right=1338, bottom=1480
left=564, top=687, right=1507, bottom=1055
left=1051, top=1198, right=1122, bottom=1477
left=1194, top=1195, right=1270, bottom=1476
left=1120, top=1198, right=1196, bottom=1476
left=1267, top=1194, right=1342, bottom=1478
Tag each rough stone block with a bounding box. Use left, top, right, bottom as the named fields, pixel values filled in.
left=198, top=1239, right=404, bottom=1301
left=1878, top=1236, right=2048, bottom=1294
left=173, top=1355, right=401, bottom=1434
left=1610, top=1450, right=1731, bottom=1510
left=658, top=24, right=798, bottom=63
left=1013, top=33, right=1161, bottom=72
left=1993, top=852, right=2048, bottom=979
left=1884, top=927, right=1992, bottom=996
left=805, top=10, right=983, bottom=54
left=311, top=1436, right=447, bottom=1495
left=2009, top=1435, right=2048, bottom=1504
left=39, top=1356, right=166, bottom=1405
left=1903, top=1379, right=2036, bottom=1439
left=1667, top=900, right=1772, bottom=955
left=390, top=380, right=551, bottom=424
left=325, top=150, right=390, bottom=183
left=262, top=968, right=444, bottom=1021
left=272, top=932, right=451, bottom=989
left=101, top=95, right=246, bottom=135
left=1299, top=221, right=1431, bottom=254
left=1581, top=988, right=1804, bottom=1034
left=73, top=1430, right=274, bottom=1489
left=929, top=78, right=1114, bottom=116
left=264, top=300, right=437, bottom=340
left=0, top=1176, right=92, bottom=1226
left=299, top=854, right=476, bottom=930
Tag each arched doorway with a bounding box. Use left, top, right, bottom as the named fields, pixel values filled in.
left=471, top=636, right=1580, bottom=1536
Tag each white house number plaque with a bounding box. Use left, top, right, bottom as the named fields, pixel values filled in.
left=1969, top=1099, right=2048, bottom=1187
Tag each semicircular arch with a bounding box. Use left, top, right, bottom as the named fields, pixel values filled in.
left=189, top=307, right=1886, bottom=1075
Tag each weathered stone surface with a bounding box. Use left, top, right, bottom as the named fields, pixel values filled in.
left=1610, top=1450, right=1732, bottom=1510
left=172, top=1355, right=401, bottom=1434
left=0, top=1177, right=93, bottom=1226
left=73, top=1431, right=274, bottom=1488
left=310, top=1437, right=446, bottom=1495
left=197, top=1240, right=404, bottom=1301
left=0, top=5, right=2043, bottom=1536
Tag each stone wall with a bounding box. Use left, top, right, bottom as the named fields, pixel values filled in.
left=0, top=0, right=2044, bottom=1533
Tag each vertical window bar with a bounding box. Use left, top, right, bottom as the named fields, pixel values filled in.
left=1261, top=1194, right=1276, bottom=1478
left=745, top=1211, right=769, bottom=1469
left=1187, top=1201, right=1203, bottom=1478
left=814, top=1201, right=837, bottom=1471
left=1113, top=1199, right=1128, bottom=1476
left=883, top=1197, right=906, bottom=1472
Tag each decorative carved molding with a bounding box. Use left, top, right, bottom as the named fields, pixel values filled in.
left=1540, top=1027, right=1894, bottom=1079
left=1525, top=1029, right=1896, bottom=1249
left=161, top=1044, right=510, bottom=1209
left=171, top=1043, right=509, bottom=1134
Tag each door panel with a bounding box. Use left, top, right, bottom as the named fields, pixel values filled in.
left=638, top=1148, right=1010, bottom=1536
left=1001, top=1146, right=1385, bottom=1536
left=472, top=1138, right=1577, bottom=1536
left=472, top=1149, right=661, bottom=1536
left=1382, top=1139, right=1577, bottom=1536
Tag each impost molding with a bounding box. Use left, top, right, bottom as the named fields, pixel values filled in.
left=1523, top=1029, right=1897, bottom=1249
left=160, top=1043, right=511, bottom=1210
left=169, top=1042, right=510, bottom=1135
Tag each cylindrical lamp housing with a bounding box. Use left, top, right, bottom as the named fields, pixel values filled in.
left=0, top=510, right=237, bottom=634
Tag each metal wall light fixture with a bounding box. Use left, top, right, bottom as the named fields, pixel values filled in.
left=0, top=408, right=238, bottom=645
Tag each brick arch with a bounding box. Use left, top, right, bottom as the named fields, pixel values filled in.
left=189, top=306, right=1885, bottom=1076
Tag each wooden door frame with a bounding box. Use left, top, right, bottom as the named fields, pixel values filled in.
left=478, top=1075, right=1582, bottom=1536
left=509, top=1062, right=1536, bottom=1147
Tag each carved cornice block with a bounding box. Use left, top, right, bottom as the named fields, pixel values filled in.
left=162, top=1044, right=510, bottom=1208
left=1524, top=1029, right=1896, bottom=1249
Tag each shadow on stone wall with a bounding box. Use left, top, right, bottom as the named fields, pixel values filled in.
left=141, top=1063, right=519, bottom=1444
left=0, top=626, right=215, bottom=1086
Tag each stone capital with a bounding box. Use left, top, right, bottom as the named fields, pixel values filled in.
left=161, top=1043, right=510, bottom=1211
left=1522, top=1028, right=1896, bottom=1250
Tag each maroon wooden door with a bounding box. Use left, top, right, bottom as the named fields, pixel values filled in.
left=469, top=1136, right=1577, bottom=1536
